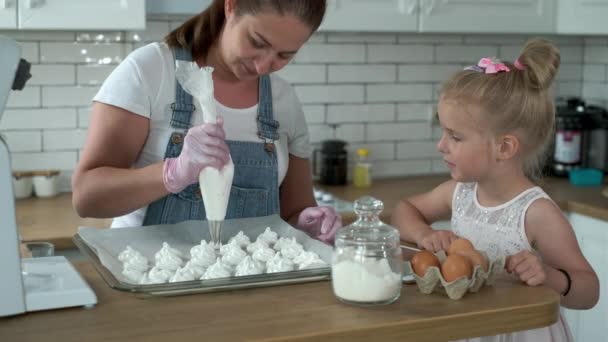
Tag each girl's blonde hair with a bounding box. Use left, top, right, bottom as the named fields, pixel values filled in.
left=439, top=38, right=560, bottom=180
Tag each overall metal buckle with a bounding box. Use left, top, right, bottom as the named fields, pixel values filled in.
left=258, top=134, right=275, bottom=154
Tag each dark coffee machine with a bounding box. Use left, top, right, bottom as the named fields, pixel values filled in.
left=552, top=97, right=607, bottom=176
left=582, top=104, right=608, bottom=173
left=552, top=98, right=590, bottom=176
left=313, top=140, right=348, bottom=185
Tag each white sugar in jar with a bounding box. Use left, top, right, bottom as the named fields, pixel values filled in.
left=332, top=257, right=401, bottom=303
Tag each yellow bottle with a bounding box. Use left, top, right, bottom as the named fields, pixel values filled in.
left=353, top=148, right=372, bottom=188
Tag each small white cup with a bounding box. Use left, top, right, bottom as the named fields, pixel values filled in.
left=12, top=173, right=34, bottom=199
left=25, top=241, right=55, bottom=257
left=33, top=171, right=60, bottom=198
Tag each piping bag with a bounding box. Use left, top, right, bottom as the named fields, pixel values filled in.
left=176, top=61, right=234, bottom=248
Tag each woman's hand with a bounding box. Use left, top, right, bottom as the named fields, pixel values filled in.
left=296, top=206, right=342, bottom=244
left=417, top=230, right=457, bottom=252
left=506, top=250, right=547, bottom=286
left=163, top=117, right=231, bottom=193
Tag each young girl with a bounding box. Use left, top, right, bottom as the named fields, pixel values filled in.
left=392, top=38, right=599, bottom=341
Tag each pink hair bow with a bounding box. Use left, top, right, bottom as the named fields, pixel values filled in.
left=477, top=57, right=510, bottom=74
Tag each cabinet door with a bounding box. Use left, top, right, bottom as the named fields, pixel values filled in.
left=557, top=0, right=608, bottom=34
left=419, top=0, right=555, bottom=33
left=146, top=0, right=210, bottom=15
left=319, top=0, right=418, bottom=32
left=18, top=0, right=145, bottom=30
left=0, top=0, right=17, bottom=29
left=563, top=213, right=608, bottom=342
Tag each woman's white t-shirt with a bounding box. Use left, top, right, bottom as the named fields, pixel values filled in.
left=93, top=42, right=311, bottom=228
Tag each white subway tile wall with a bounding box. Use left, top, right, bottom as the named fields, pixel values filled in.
left=584, top=42, right=608, bottom=107
left=0, top=20, right=595, bottom=192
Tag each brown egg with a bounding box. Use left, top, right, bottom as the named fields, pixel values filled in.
left=447, top=238, right=475, bottom=255
left=411, top=250, right=440, bottom=277
left=457, top=250, right=489, bottom=272
left=441, top=254, right=473, bottom=282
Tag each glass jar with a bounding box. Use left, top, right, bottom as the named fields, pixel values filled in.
left=331, top=196, right=402, bottom=306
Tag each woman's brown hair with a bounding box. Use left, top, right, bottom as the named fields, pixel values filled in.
left=165, top=0, right=326, bottom=62
left=439, top=38, right=561, bottom=180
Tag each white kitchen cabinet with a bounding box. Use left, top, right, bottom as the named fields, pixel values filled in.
left=319, top=0, right=555, bottom=33
left=557, top=0, right=608, bottom=34
left=17, top=0, right=145, bottom=30
left=0, top=0, right=17, bottom=29
left=418, top=0, right=555, bottom=33
left=146, top=0, right=209, bottom=15
left=320, top=0, right=418, bottom=32
left=562, top=213, right=608, bottom=342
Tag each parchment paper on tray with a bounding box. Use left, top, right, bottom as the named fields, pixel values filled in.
left=75, top=215, right=332, bottom=294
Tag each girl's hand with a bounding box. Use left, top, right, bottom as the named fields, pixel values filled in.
left=296, top=206, right=342, bottom=244
left=506, top=250, right=547, bottom=286
left=418, top=230, right=457, bottom=253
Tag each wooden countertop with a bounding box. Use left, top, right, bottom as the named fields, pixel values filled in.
left=16, top=175, right=608, bottom=250
left=0, top=261, right=560, bottom=341
left=16, top=193, right=111, bottom=250
left=318, top=175, right=608, bottom=225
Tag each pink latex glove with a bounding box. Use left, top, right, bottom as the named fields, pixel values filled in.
left=163, top=117, right=231, bottom=194
left=296, top=206, right=342, bottom=244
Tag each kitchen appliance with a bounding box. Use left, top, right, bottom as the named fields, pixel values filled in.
left=581, top=104, right=608, bottom=173
left=551, top=98, right=597, bottom=176
left=0, top=36, right=96, bottom=317
left=313, top=139, right=348, bottom=186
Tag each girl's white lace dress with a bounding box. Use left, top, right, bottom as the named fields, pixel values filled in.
left=450, top=182, right=573, bottom=342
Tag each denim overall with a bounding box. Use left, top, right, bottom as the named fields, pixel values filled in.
left=142, top=47, right=280, bottom=225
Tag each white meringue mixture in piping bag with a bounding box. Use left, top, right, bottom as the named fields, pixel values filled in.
left=175, top=61, right=235, bottom=248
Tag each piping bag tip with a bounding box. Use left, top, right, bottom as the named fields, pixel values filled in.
left=208, top=220, right=224, bottom=249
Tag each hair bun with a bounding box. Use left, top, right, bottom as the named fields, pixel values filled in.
left=517, top=38, right=560, bottom=91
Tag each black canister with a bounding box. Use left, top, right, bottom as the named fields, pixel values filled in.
left=313, top=140, right=348, bottom=185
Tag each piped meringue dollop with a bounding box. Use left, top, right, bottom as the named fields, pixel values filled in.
left=118, top=246, right=146, bottom=264
left=234, top=256, right=264, bottom=276
left=280, top=242, right=304, bottom=260
left=274, top=237, right=302, bottom=252
left=266, top=252, right=295, bottom=273
left=201, top=260, right=232, bottom=280
left=295, top=251, right=328, bottom=270
left=273, top=237, right=290, bottom=251
left=154, top=242, right=184, bottom=271
left=228, top=231, right=251, bottom=248
left=138, top=273, right=155, bottom=285
left=122, top=267, right=146, bottom=283
left=118, top=246, right=149, bottom=272
left=190, top=240, right=217, bottom=268
left=169, top=266, right=197, bottom=282
left=257, top=227, right=278, bottom=245
left=182, top=260, right=207, bottom=278
left=293, top=251, right=320, bottom=264
left=147, top=266, right=174, bottom=283
left=252, top=245, right=275, bottom=263
left=221, top=244, right=247, bottom=267
left=219, top=240, right=242, bottom=255
left=246, top=239, right=269, bottom=254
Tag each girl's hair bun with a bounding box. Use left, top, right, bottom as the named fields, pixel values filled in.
left=517, top=38, right=560, bottom=91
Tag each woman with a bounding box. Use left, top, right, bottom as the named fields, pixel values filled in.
left=72, top=0, right=341, bottom=243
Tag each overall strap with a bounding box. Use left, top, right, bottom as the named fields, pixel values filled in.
left=256, top=75, right=280, bottom=145
left=170, top=47, right=195, bottom=129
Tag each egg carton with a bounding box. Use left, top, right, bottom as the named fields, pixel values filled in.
left=405, top=251, right=506, bottom=300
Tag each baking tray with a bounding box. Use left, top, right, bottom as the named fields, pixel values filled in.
left=73, top=215, right=332, bottom=297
